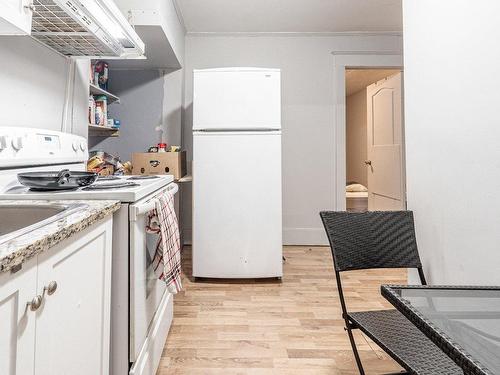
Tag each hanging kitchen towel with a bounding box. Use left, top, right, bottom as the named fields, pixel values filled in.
left=145, top=191, right=182, bottom=293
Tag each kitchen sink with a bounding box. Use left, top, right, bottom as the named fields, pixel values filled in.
left=0, top=203, right=88, bottom=245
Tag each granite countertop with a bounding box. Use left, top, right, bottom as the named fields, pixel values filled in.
left=0, top=200, right=121, bottom=273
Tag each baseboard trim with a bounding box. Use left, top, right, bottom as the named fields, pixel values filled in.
left=283, top=227, right=328, bottom=246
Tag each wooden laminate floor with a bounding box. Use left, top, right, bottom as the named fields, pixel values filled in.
left=157, top=246, right=406, bottom=374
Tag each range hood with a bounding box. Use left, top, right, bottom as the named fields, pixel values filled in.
left=30, top=0, right=145, bottom=58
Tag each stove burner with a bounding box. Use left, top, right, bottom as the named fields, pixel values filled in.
left=82, top=182, right=140, bottom=190
left=127, top=175, right=160, bottom=180
left=97, top=176, right=121, bottom=181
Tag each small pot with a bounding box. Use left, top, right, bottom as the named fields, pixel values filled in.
left=18, top=169, right=98, bottom=191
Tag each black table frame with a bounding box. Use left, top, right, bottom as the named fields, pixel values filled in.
left=381, top=285, right=500, bottom=375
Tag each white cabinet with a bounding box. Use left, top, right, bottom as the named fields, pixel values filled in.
left=0, top=0, right=33, bottom=35
left=0, top=217, right=113, bottom=375
left=110, top=0, right=184, bottom=69
left=35, top=218, right=113, bottom=375
left=0, top=257, right=37, bottom=375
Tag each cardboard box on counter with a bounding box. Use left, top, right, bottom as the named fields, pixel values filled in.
left=132, top=152, right=187, bottom=180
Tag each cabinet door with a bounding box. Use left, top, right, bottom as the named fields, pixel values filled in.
left=34, top=218, right=113, bottom=375
left=0, top=258, right=37, bottom=375
left=0, top=0, right=33, bottom=35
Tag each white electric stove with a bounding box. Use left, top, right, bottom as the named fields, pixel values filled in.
left=0, top=127, right=178, bottom=375
left=0, top=173, right=174, bottom=202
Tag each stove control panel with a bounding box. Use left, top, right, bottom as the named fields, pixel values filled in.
left=0, top=127, right=88, bottom=168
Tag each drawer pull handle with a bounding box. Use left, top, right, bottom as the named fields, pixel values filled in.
left=27, top=295, right=42, bottom=311
left=44, top=281, right=58, bottom=296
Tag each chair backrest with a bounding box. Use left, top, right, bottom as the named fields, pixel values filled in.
left=320, top=211, right=423, bottom=272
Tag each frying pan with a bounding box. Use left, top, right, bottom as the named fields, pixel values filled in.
left=17, top=169, right=98, bottom=191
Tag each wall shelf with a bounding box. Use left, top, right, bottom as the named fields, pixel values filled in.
left=89, top=83, right=120, bottom=104
left=88, top=124, right=120, bottom=137
left=89, top=77, right=120, bottom=138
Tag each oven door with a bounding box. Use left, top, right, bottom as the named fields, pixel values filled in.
left=128, top=183, right=179, bottom=361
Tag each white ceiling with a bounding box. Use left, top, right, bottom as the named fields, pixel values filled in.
left=176, top=0, right=402, bottom=33
left=345, top=69, right=400, bottom=96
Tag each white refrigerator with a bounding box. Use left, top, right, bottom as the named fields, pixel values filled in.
left=192, top=67, right=283, bottom=279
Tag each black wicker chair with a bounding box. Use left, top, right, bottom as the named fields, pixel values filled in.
left=319, top=211, right=461, bottom=375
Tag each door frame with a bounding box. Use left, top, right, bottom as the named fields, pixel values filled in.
left=332, top=51, right=403, bottom=210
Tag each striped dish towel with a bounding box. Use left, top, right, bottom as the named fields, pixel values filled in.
left=145, top=191, right=182, bottom=293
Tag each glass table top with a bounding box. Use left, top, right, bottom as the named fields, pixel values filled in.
left=382, top=286, right=500, bottom=375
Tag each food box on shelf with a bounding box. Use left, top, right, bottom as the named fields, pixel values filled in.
left=132, top=152, right=187, bottom=180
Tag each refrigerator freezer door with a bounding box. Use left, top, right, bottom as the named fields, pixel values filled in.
left=193, top=131, right=283, bottom=278
left=193, top=69, right=281, bottom=131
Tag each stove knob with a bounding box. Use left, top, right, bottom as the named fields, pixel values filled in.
left=0, top=136, right=7, bottom=151
left=72, top=141, right=78, bottom=152
left=79, top=142, right=86, bottom=152
left=11, top=137, right=24, bottom=151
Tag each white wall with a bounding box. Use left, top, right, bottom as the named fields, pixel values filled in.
left=346, top=89, right=367, bottom=187
left=183, top=33, right=402, bottom=245
left=404, top=0, right=500, bottom=284
left=0, top=36, right=87, bottom=136
left=163, top=69, right=183, bottom=146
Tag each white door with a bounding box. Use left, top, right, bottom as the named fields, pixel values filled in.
left=193, top=131, right=283, bottom=278
left=0, top=0, right=33, bottom=34
left=193, top=68, right=281, bottom=130
left=366, top=72, right=405, bottom=211
left=34, top=219, right=112, bottom=375
left=0, top=258, right=37, bottom=375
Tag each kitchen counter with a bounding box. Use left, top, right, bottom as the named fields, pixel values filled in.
left=0, top=200, right=120, bottom=273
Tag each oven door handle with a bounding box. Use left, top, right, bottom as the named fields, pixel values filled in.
left=130, top=183, right=179, bottom=221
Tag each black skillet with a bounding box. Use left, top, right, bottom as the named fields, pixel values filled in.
left=17, top=169, right=98, bottom=191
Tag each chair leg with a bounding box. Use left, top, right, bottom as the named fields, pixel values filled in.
left=346, top=326, right=365, bottom=375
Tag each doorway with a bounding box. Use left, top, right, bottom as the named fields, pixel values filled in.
left=345, top=68, right=405, bottom=212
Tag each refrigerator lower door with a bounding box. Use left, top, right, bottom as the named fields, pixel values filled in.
left=193, top=131, right=283, bottom=278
